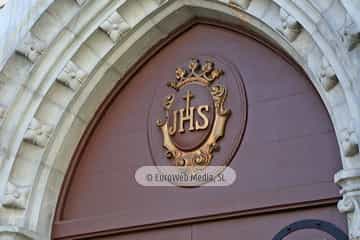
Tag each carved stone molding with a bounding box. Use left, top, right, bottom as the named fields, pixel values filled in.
left=335, top=169, right=360, bottom=240
left=23, top=118, right=53, bottom=148
left=99, top=11, right=130, bottom=42
left=319, top=57, right=339, bottom=91
left=228, top=0, right=251, bottom=9
left=341, top=125, right=359, bottom=157
left=15, top=33, right=45, bottom=63
left=57, top=61, right=87, bottom=91
left=279, top=8, right=302, bottom=42
left=2, top=182, right=30, bottom=209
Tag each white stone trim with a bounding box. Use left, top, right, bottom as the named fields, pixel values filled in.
left=0, top=0, right=358, bottom=239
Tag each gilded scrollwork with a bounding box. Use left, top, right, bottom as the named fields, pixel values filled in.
left=210, top=85, right=230, bottom=116
left=157, top=59, right=230, bottom=167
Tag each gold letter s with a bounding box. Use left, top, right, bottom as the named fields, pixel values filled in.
left=195, top=105, right=209, bottom=130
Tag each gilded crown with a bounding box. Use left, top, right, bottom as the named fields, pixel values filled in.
left=167, top=59, right=223, bottom=90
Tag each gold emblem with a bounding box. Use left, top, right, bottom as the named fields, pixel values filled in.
left=156, top=59, right=231, bottom=167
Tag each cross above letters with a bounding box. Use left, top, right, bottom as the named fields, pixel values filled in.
left=183, top=90, right=194, bottom=117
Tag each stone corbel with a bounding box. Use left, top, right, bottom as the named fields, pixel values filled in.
left=341, top=125, right=359, bottom=157
left=99, top=11, right=130, bottom=42
left=23, top=118, right=53, bottom=148
left=319, top=57, right=339, bottom=91
left=279, top=8, right=302, bottom=42
left=57, top=61, right=87, bottom=91
left=341, top=24, right=360, bottom=51
left=2, top=182, right=31, bottom=209
left=16, top=33, right=45, bottom=63
left=228, top=0, right=251, bottom=9
left=335, top=169, right=360, bottom=240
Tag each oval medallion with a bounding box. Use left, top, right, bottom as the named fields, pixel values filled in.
left=148, top=57, right=247, bottom=169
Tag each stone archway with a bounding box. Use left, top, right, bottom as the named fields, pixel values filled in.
left=0, top=0, right=359, bottom=239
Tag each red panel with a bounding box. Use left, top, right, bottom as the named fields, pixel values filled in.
left=53, top=22, right=344, bottom=239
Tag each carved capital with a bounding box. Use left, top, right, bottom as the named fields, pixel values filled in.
left=338, top=195, right=356, bottom=213
left=2, top=182, right=30, bottom=209
left=335, top=169, right=360, bottom=240
left=341, top=126, right=359, bottom=157
left=319, top=57, right=339, bottom=91
left=24, top=118, right=53, bottom=148
left=229, top=0, right=251, bottom=9
left=338, top=195, right=360, bottom=240
left=99, top=12, right=130, bottom=42
left=279, top=8, right=302, bottom=42
left=16, top=33, right=45, bottom=63
left=57, top=61, right=87, bottom=91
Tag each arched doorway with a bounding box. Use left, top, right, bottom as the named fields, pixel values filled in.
left=52, top=21, right=346, bottom=239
